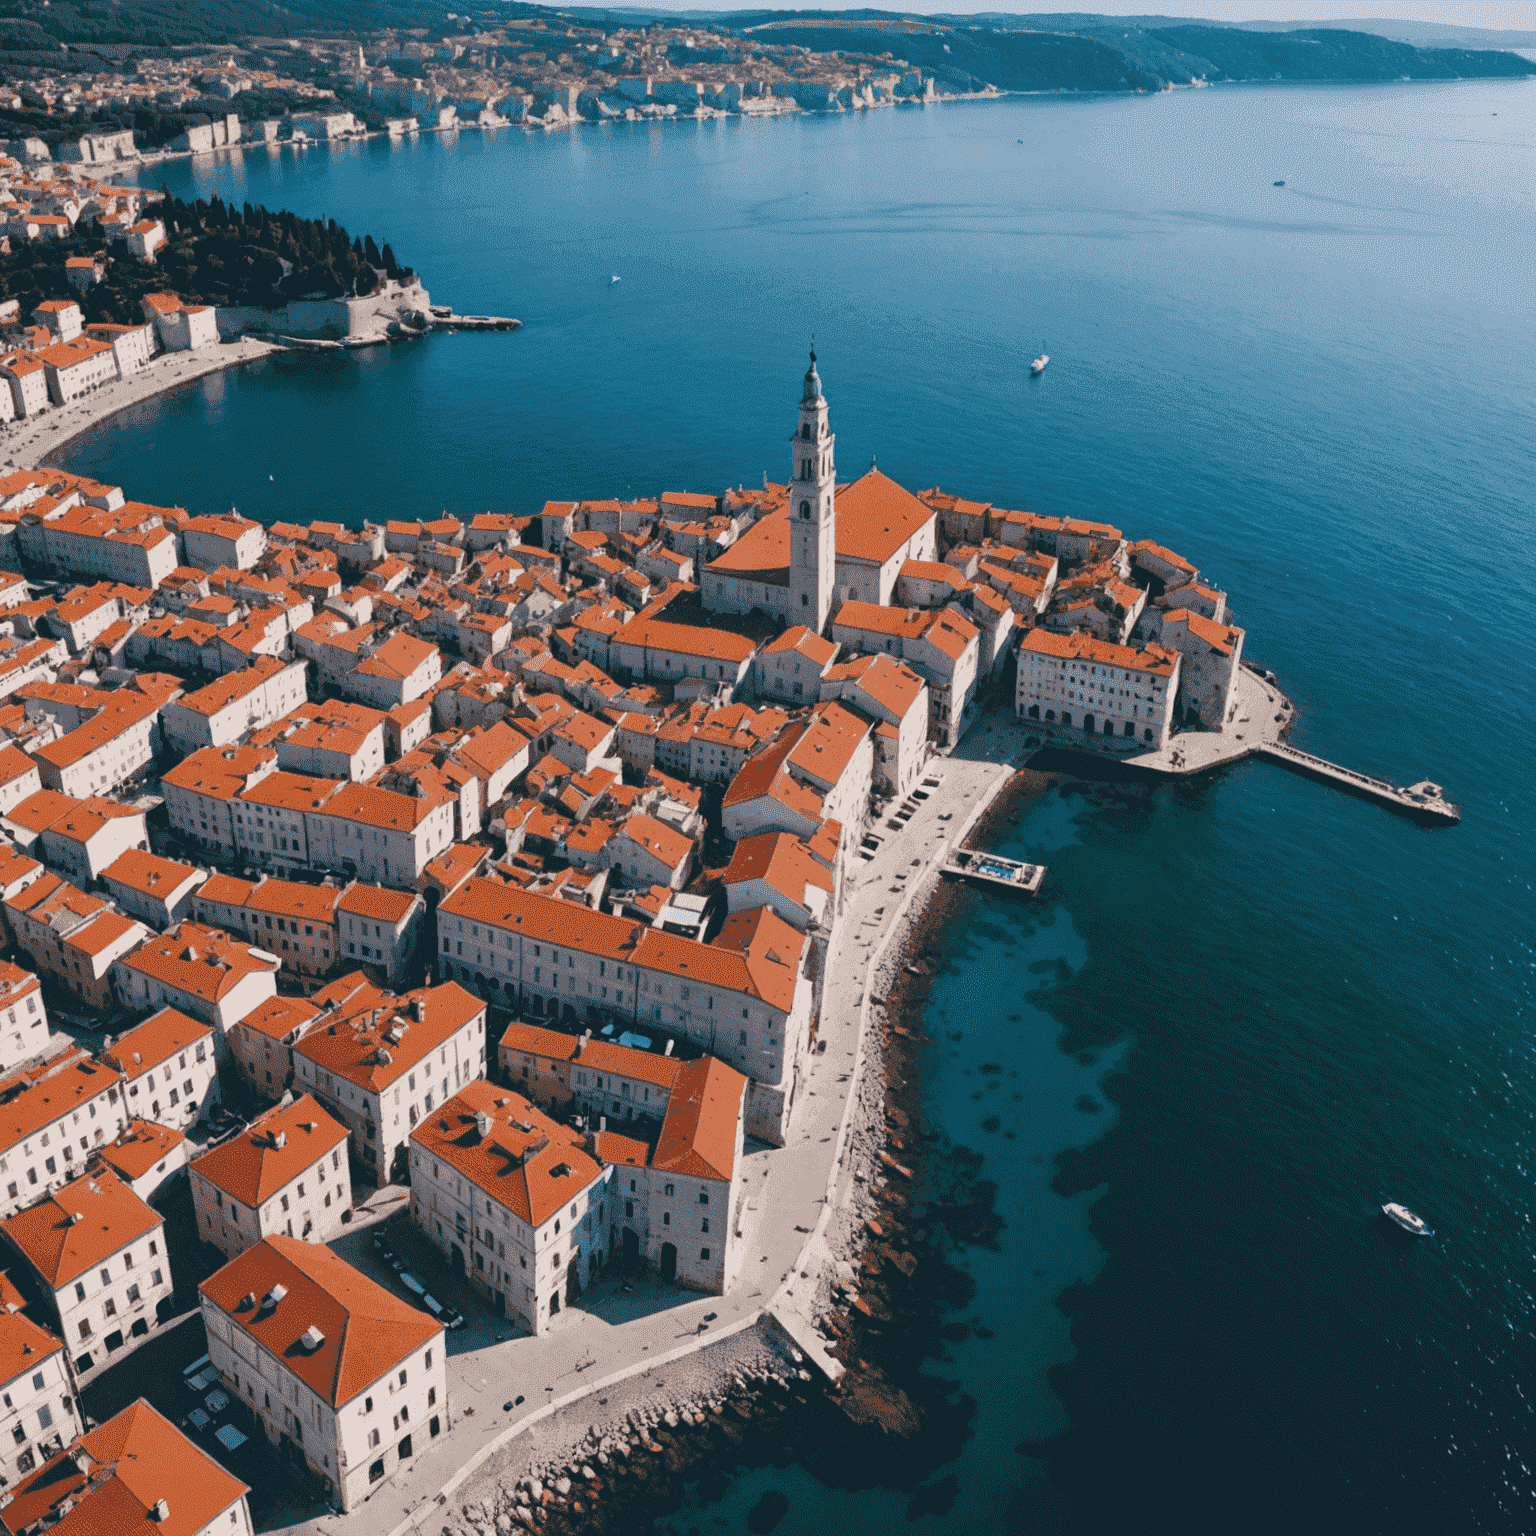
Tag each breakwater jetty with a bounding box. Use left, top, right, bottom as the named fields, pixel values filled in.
left=428, top=307, right=523, bottom=331
left=1254, top=741, right=1461, bottom=825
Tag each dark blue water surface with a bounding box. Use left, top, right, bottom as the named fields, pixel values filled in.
left=64, top=82, right=1536, bottom=1534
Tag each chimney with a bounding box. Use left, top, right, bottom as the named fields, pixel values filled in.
left=412, top=994, right=425, bottom=1022
left=300, top=1325, right=325, bottom=1351
left=474, top=1110, right=491, bottom=1139
left=273, top=1130, right=286, bottom=1150
left=152, top=1498, right=170, bottom=1521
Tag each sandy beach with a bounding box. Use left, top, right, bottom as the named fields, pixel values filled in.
left=3, top=336, right=282, bottom=475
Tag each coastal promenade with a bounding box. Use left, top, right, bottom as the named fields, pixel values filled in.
left=3, top=336, right=281, bottom=472
left=259, top=714, right=1025, bottom=1536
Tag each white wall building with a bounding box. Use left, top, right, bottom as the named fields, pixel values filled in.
left=190, top=1094, right=351, bottom=1260
left=199, top=1236, right=446, bottom=1513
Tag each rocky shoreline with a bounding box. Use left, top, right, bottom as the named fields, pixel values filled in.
left=442, top=763, right=1064, bottom=1535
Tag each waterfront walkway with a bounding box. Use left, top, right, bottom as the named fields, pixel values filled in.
left=261, top=714, right=1024, bottom=1536
left=2, top=336, right=280, bottom=472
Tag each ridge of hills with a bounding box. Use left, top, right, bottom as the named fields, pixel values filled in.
left=0, top=0, right=1529, bottom=95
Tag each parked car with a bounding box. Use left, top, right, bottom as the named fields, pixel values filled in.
left=399, top=1271, right=426, bottom=1298
left=422, top=1292, right=464, bottom=1329
left=373, top=1232, right=399, bottom=1270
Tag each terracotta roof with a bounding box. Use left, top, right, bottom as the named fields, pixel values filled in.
left=653, top=1056, right=745, bottom=1181
left=295, top=979, right=483, bottom=1093
left=410, top=1080, right=603, bottom=1229
left=235, top=993, right=320, bottom=1045
left=4, top=789, right=78, bottom=835
left=160, top=745, right=276, bottom=803
left=0, top=1049, right=119, bottom=1156
left=190, top=1094, right=348, bottom=1207
left=441, top=877, right=641, bottom=962
left=617, top=812, right=691, bottom=870
left=169, top=654, right=293, bottom=718
left=352, top=631, right=437, bottom=680
left=198, top=1236, right=439, bottom=1410
left=721, top=830, right=833, bottom=904
left=611, top=618, right=755, bottom=664
left=1163, top=607, right=1239, bottom=656
left=762, top=625, right=837, bottom=664
left=336, top=883, right=418, bottom=923
left=247, top=876, right=341, bottom=924
left=498, top=1022, right=580, bottom=1064
left=784, top=701, right=870, bottom=789
left=100, top=848, right=204, bottom=901
left=832, top=469, right=937, bottom=564
left=118, top=923, right=279, bottom=1003
left=1, top=1167, right=160, bottom=1288
left=1020, top=627, right=1178, bottom=676
left=102, top=1006, right=212, bottom=1075
left=95, top=1119, right=185, bottom=1182
left=0, top=1297, right=63, bottom=1393
left=0, top=1399, right=247, bottom=1536
left=636, top=905, right=804, bottom=1014
left=319, top=780, right=452, bottom=831
left=238, top=769, right=342, bottom=813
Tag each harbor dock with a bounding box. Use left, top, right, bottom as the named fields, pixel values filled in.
left=428, top=308, right=523, bottom=330
left=1253, top=742, right=1460, bottom=825
left=940, top=847, right=1047, bottom=896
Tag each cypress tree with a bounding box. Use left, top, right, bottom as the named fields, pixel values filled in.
left=364, top=234, right=381, bottom=266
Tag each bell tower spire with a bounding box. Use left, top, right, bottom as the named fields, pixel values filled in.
left=789, top=348, right=836, bottom=634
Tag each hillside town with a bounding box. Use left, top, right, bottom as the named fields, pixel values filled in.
left=1, top=16, right=972, bottom=163
left=0, top=350, right=1242, bottom=1530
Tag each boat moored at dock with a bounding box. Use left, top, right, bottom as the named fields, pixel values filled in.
left=941, top=847, right=1047, bottom=896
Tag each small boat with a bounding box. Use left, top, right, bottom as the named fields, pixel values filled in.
left=1381, top=1203, right=1430, bottom=1236
left=610, top=275, right=621, bottom=284
left=1274, top=179, right=1285, bottom=187
left=1031, top=354, right=1049, bottom=375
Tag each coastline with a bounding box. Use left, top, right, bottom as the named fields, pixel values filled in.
left=9, top=336, right=285, bottom=475
left=429, top=724, right=1057, bottom=1535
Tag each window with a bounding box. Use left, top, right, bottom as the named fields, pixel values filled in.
left=700, top=1248, right=710, bottom=1261
left=368, top=1427, right=380, bottom=1448
left=369, top=1460, right=385, bottom=1484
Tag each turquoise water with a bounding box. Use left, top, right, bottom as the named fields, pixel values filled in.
left=64, top=81, right=1536, bottom=1533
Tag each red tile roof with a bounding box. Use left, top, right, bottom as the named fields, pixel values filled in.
left=410, top=1080, right=603, bottom=1229
left=653, top=1056, right=745, bottom=1181
left=1, top=1167, right=161, bottom=1288
left=102, top=1007, right=211, bottom=1075
left=198, top=1236, right=439, bottom=1409
left=0, top=1399, right=247, bottom=1536
left=190, top=1095, right=348, bottom=1206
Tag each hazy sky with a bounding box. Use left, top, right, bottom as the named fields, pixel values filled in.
left=630, top=1, right=1535, bottom=26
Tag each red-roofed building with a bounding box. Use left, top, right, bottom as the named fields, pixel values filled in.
left=1148, top=607, right=1245, bottom=729
left=100, top=848, right=208, bottom=929
left=0, top=960, right=48, bottom=1071
left=0, top=1167, right=171, bottom=1386
left=1015, top=626, right=1180, bottom=747
left=438, top=878, right=810, bottom=1144
left=294, top=977, right=487, bottom=1184
left=819, top=652, right=929, bottom=796
left=4, top=873, right=150, bottom=1012
left=608, top=812, right=695, bottom=891
left=94, top=1118, right=187, bottom=1205
left=0, top=1399, right=251, bottom=1536
left=190, top=1095, right=351, bottom=1259
left=0, top=1277, right=78, bottom=1489
left=227, top=993, right=321, bottom=1103
left=408, top=1079, right=606, bottom=1335
left=0, top=1048, right=131, bottom=1218
left=111, top=923, right=279, bottom=1038
left=336, top=881, right=423, bottom=981
left=756, top=623, right=838, bottom=705
left=198, top=1236, right=444, bottom=1512
left=101, top=1008, right=219, bottom=1131
left=160, top=655, right=307, bottom=756
left=720, top=830, right=834, bottom=932
left=160, top=744, right=278, bottom=860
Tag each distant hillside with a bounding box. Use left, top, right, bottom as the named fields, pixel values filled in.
left=1146, top=25, right=1533, bottom=83
left=0, top=0, right=451, bottom=48
left=721, top=13, right=1531, bottom=91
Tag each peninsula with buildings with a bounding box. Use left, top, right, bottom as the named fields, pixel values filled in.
left=0, top=8, right=1527, bottom=158
left=0, top=350, right=1457, bottom=1536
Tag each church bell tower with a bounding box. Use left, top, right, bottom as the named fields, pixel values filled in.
left=788, top=349, right=836, bottom=634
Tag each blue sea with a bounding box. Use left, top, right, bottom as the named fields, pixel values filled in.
left=62, top=80, right=1536, bottom=1534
